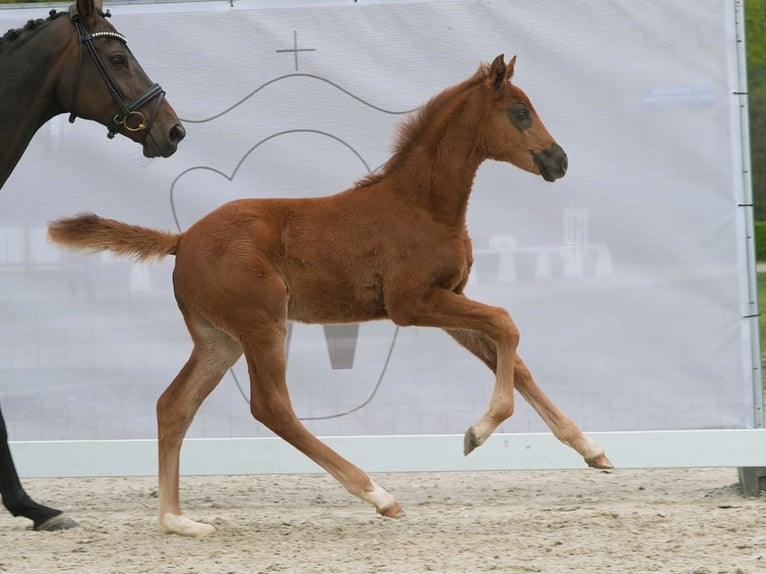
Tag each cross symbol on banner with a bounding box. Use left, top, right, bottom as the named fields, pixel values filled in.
left=276, top=31, right=316, bottom=71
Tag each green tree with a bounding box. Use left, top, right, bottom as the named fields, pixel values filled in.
left=748, top=0, right=766, bottom=222
left=748, top=0, right=766, bottom=80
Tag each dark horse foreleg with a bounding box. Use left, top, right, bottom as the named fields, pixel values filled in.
left=445, top=329, right=612, bottom=469
left=0, top=403, right=78, bottom=530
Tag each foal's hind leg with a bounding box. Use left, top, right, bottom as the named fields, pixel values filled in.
left=446, top=329, right=612, bottom=468
left=156, top=305, right=242, bottom=538
left=240, top=323, right=402, bottom=518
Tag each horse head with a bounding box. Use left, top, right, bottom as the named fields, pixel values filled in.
left=481, top=54, right=567, bottom=182
left=61, top=0, right=186, bottom=157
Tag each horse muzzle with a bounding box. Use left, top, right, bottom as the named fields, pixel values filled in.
left=143, top=121, right=186, bottom=158
left=532, top=143, right=568, bottom=182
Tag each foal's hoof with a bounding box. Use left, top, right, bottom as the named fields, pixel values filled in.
left=34, top=513, right=79, bottom=531
left=160, top=513, right=215, bottom=538
left=586, top=453, right=614, bottom=470
left=379, top=502, right=405, bottom=518
left=463, top=427, right=481, bottom=456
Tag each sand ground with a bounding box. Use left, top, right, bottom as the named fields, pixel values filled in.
left=0, top=467, right=763, bottom=574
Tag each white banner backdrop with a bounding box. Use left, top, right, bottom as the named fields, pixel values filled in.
left=0, top=1, right=761, bottom=471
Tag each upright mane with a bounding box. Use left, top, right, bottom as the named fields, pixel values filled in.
left=354, top=63, right=489, bottom=188
left=0, top=10, right=65, bottom=50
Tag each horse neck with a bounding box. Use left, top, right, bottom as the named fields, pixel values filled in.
left=0, top=18, right=73, bottom=188
left=389, top=105, right=485, bottom=226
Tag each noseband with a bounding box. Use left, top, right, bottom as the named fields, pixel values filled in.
left=68, top=6, right=165, bottom=140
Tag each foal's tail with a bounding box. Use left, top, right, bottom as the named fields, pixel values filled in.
left=48, top=213, right=180, bottom=262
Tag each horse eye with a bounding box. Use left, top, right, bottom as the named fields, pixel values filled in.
left=108, top=54, right=127, bottom=67
left=506, top=104, right=532, bottom=129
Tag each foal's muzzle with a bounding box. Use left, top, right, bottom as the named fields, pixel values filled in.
left=532, top=143, right=568, bottom=182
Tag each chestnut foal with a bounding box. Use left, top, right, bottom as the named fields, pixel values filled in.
left=49, top=54, right=612, bottom=537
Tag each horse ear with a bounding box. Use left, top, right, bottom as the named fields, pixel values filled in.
left=506, top=55, right=517, bottom=81
left=489, top=54, right=507, bottom=91
left=76, top=0, right=100, bottom=19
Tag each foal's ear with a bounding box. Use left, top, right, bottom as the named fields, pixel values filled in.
left=506, top=55, right=517, bottom=81
left=489, top=54, right=507, bottom=91
left=489, top=54, right=516, bottom=91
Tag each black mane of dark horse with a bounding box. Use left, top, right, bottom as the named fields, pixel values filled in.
left=0, top=10, right=64, bottom=44
left=0, top=8, right=115, bottom=47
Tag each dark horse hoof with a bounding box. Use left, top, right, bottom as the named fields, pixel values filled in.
left=33, top=513, right=79, bottom=531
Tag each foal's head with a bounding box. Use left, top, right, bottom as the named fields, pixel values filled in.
left=478, top=54, right=567, bottom=182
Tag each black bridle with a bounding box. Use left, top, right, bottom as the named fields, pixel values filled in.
left=68, top=6, right=165, bottom=141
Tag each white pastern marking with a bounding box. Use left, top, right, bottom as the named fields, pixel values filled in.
left=161, top=513, right=215, bottom=538
left=360, top=480, right=397, bottom=512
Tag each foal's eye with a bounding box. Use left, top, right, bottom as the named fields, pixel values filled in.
left=512, top=106, right=529, bottom=121
left=506, top=104, right=532, bottom=130
left=108, top=54, right=127, bottom=67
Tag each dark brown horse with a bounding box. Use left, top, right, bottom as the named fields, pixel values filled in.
left=0, top=0, right=185, bottom=531
left=0, top=0, right=185, bottom=187
left=49, top=54, right=612, bottom=538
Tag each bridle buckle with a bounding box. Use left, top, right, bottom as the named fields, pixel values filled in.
left=116, top=111, right=147, bottom=134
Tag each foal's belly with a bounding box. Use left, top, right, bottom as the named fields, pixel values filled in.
left=285, top=275, right=387, bottom=325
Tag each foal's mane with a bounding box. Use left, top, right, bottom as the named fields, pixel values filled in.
left=354, top=63, right=489, bottom=188
left=0, top=10, right=66, bottom=49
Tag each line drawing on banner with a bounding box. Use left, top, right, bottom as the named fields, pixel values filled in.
left=177, top=73, right=420, bottom=124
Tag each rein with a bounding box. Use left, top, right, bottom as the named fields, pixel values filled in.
left=67, top=6, right=165, bottom=140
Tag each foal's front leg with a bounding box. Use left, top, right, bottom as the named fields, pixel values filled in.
left=446, top=329, right=612, bottom=468
left=387, top=288, right=521, bottom=451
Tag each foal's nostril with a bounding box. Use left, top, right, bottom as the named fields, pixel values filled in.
left=532, top=143, right=568, bottom=182
left=170, top=123, right=186, bottom=144
left=547, top=143, right=567, bottom=177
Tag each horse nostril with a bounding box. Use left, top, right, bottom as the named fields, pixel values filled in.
left=549, top=143, right=568, bottom=176
left=532, top=143, right=568, bottom=182
left=170, top=124, right=186, bottom=144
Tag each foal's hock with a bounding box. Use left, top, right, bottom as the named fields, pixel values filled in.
left=49, top=54, right=611, bottom=538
